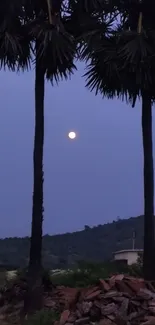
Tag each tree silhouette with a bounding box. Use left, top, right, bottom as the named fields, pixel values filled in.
left=79, top=0, right=155, bottom=280
left=22, top=0, right=77, bottom=313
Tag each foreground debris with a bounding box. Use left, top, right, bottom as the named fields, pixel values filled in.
left=1, top=275, right=155, bottom=324
left=49, top=275, right=155, bottom=325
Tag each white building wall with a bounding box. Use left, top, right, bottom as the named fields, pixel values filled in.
left=114, top=251, right=139, bottom=265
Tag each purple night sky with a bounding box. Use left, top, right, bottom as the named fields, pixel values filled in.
left=0, top=62, right=154, bottom=238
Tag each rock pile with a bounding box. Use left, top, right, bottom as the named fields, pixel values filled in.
left=44, top=275, right=155, bottom=325
left=1, top=274, right=155, bottom=325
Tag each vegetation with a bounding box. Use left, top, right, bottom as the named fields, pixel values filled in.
left=22, top=0, right=77, bottom=312
left=50, top=262, right=134, bottom=287
left=0, top=258, right=143, bottom=290
left=51, top=261, right=143, bottom=287
left=0, top=216, right=146, bottom=269
left=79, top=0, right=155, bottom=280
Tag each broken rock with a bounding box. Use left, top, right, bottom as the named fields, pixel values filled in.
left=60, top=310, right=70, bottom=325
left=101, top=303, right=117, bottom=316
left=81, top=301, right=93, bottom=315
left=75, top=317, right=90, bottom=325
left=99, top=279, right=110, bottom=292
left=85, top=290, right=101, bottom=301
left=99, top=319, right=115, bottom=325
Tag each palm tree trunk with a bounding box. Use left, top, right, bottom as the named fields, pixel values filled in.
left=24, top=40, right=45, bottom=313
left=142, top=93, right=155, bottom=280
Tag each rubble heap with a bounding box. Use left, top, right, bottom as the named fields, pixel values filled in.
left=1, top=274, right=155, bottom=324
left=44, top=275, right=155, bottom=325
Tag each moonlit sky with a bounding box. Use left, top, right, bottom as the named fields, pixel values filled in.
left=0, top=62, right=155, bottom=238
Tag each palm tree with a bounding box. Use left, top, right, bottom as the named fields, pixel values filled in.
left=23, top=0, right=77, bottom=313
left=116, top=0, right=155, bottom=281
left=78, top=0, right=155, bottom=280
left=119, top=0, right=155, bottom=281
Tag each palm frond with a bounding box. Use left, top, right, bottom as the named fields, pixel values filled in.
left=84, top=35, right=122, bottom=97
left=32, top=21, right=76, bottom=82
left=17, top=25, right=32, bottom=71
left=79, top=18, right=114, bottom=62
left=0, top=0, right=31, bottom=71
left=82, top=21, right=155, bottom=105
left=118, top=31, right=153, bottom=64
left=0, top=19, right=31, bottom=70
left=117, top=30, right=155, bottom=94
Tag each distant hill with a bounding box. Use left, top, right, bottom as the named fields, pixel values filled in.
left=0, top=215, right=146, bottom=269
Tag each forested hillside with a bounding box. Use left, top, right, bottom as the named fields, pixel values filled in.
left=0, top=216, right=145, bottom=269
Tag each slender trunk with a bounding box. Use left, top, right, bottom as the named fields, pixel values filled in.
left=142, top=94, right=155, bottom=280
left=24, top=40, right=45, bottom=314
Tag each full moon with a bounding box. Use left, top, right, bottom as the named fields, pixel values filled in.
left=68, top=131, right=76, bottom=139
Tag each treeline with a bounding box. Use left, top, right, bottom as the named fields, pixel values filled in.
left=0, top=216, right=145, bottom=269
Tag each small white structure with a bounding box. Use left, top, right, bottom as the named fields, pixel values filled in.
left=114, top=249, right=143, bottom=265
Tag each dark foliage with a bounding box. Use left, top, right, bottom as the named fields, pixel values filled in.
left=0, top=0, right=31, bottom=70
left=81, top=29, right=155, bottom=105
left=76, top=0, right=155, bottom=105
left=0, top=216, right=147, bottom=269
left=78, top=0, right=155, bottom=281
left=31, top=21, right=76, bottom=82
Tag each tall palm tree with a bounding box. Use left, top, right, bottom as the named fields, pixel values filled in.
left=23, top=0, right=77, bottom=313
left=115, top=0, right=155, bottom=281
left=78, top=0, right=155, bottom=280
left=117, top=0, right=155, bottom=281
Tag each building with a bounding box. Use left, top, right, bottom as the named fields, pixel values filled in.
left=113, top=249, right=143, bottom=265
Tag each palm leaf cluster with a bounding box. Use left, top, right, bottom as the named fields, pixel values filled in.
left=31, top=21, right=76, bottom=82
left=0, top=0, right=119, bottom=78
left=0, top=0, right=31, bottom=70
left=78, top=0, right=155, bottom=106
left=0, top=0, right=79, bottom=81
left=83, top=31, right=155, bottom=102
left=75, top=0, right=155, bottom=281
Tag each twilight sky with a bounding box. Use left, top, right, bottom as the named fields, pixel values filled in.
left=0, top=62, right=155, bottom=238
